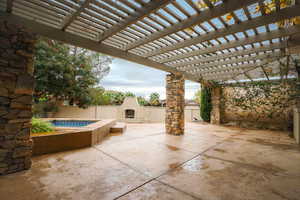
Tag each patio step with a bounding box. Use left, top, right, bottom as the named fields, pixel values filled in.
left=110, top=122, right=127, bottom=133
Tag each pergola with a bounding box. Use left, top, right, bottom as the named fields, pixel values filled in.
left=0, top=0, right=300, bottom=175
left=1, top=0, right=300, bottom=83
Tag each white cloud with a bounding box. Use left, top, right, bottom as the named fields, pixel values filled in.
left=100, top=58, right=200, bottom=99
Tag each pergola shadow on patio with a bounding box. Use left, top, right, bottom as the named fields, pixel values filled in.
left=0, top=0, right=300, bottom=178
left=0, top=123, right=299, bottom=200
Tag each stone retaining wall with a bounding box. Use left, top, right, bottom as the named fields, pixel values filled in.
left=218, top=81, right=297, bottom=130
left=0, top=20, right=36, bottom=175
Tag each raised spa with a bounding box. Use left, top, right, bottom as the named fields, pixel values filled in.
left=32, top=118, right=116, bottom=156
left=51, top=120, right=96, bottom=127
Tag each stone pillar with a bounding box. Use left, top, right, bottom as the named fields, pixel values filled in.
left=293, top=76, right=300, bottom=144
left=210, top=87, right=221, bottom=125
left=0, top=19, right=36, bottom=175
left=165, top=73, right=184, bottom=135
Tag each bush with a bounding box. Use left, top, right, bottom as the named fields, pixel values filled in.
left=31, top=118, right=54, bottom=133
left=149, top=92, right=161, bottom=106
left=137, top=96, right=149, bottom=106
left=200, top=86, right=212, bottom=122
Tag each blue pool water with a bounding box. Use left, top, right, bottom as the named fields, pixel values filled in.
left=51, top=120, right=95, bottom=127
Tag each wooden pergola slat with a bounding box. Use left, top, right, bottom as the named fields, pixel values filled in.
left=124, top=0, right=258, bottom=50
left=97, top=0, right=172, bottom=42
left=173, top=42, right=289, bottom=67
left=184, top=52, right=283, bottom=73
left=61, top=0, right=93, bottom=31
left=203, top=58, right=278, bottom=79
left=160, top=25, right=300, bottom=63
left=2, top=0, right=299, bottom=83
left=143, top=5, right=300, bottom=58
left=0, top=12, right=199, bottom=82
left=186, top=53, right=283, bottom=74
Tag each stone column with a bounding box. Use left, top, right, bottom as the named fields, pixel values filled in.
left=0, top=19, right=36, bottom=175
left=165, top=73, right=184, bottom=135
left=210, top=87, right=221, bottom=125
left=293, top=70, right=300, bottom=144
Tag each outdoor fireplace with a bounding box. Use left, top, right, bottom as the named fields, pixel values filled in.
left=125, top=109, right=135, bottom=119
left=121, top=97, right=142, bottom=122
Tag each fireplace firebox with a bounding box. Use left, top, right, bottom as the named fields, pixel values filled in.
left=125, top=109, right=135, bottom=119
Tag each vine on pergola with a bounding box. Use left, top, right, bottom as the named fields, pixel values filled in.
left=184, top=0, right=300, bottom=35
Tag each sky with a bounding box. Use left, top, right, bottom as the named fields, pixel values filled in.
left=100, top=58, right=200, bottom=100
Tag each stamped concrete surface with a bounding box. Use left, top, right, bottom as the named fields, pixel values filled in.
left=0, top=122, right=299, bottom=200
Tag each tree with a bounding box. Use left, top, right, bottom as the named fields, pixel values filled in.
left=125, top=92, right=135, bottom=97
left=194, top=89, right=201, bottom=105
left=34, top=38, right=112, bottom=108
left=149, top=92, right=161, bottom=106
left=200, top=86, right=212, bottom=122
left=104, top=90, right=125, bottom=105
left=88, top=87, right=110, bottom=105
left=87, top=50, right=111, bottom=80
left=137, top=96, right=148, bottom=106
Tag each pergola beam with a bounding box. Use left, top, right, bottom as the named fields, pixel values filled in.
left=98, top=0, right=172, bottom=42
left=0, top=12, right=199, bottom=82
left=61, top=0, right=93, bottom=31
left=171, top=42, right=289, bottom=67
left=196, top=57, right=280, bottom=75
left=125, top=0, right=258, bottom=50
left=144, top=5, right=300, bottom=57
left=161, top=25, right=300, bottom=63
left=183, top=52, right=283, bottom=72
left=203, top=58, right=277, bottom=80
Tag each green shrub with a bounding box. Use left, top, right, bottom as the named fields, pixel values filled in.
left=200, top=86, right=212, bottom=122
left=31, top=118, right=54, bottom=133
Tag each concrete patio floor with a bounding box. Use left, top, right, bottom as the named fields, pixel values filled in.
left=0, top=122, right=300, bottom=200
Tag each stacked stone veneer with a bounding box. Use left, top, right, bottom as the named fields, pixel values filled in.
left=0, top=20, right=36, bottom=175
left=165, top=73, right=185, bottom=135
left=210, top=87, right=221, bottom=125
left=220, top=81, right=297, bottom=130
